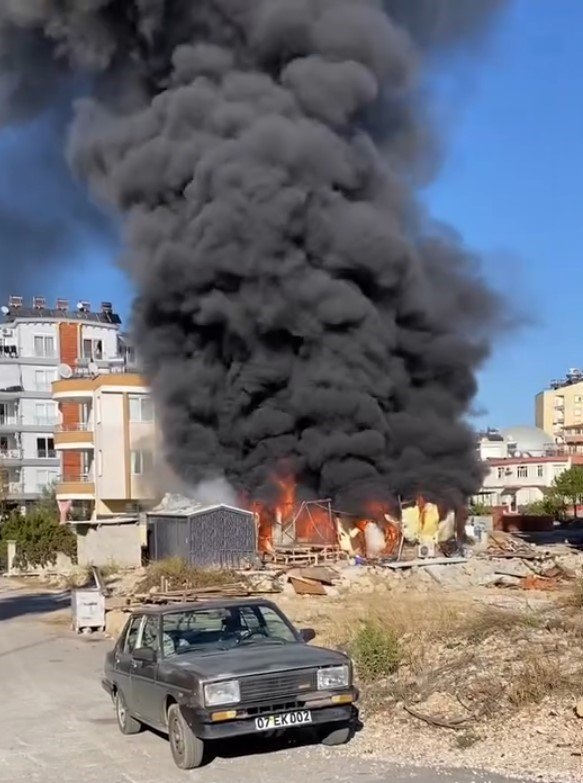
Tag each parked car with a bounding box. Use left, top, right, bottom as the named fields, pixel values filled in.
left=102, top=598, right=359, bottom=769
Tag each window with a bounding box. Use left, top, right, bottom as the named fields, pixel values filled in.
left=82, top=338, right=103, bottom=361
left=0, top=402, right=17, bottom=425
left=141, top=616, right=160, bottom=653
left=161, top=604, right=297, bottom=657
left=517, top=466, right=528, bottom=478
left=34, top=402, right=56, bottom=427
left=576, top=396, right=582, bottom=404
left=129, top=395, right=153, bottom=422
left=33, top=335, right=55, bottom=358
left=554, top=464, right=564, bottom=477
left=131, top=449, right=153, bottom=476
left=34, top=369, right=56, bottom=391
left=123, top=616, right=144, bottom=654
left=36, top=437, right=55, bottom=459
left=497, top=467, right=505, bottom=479
left=537, top=464, right=544, bottom=478
left=36, top=469, right=57, bottom=493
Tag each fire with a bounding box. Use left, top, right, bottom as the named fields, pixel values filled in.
left=246, top=466, right=402, bottom=558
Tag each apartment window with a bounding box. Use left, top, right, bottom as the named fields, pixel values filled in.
left=36, top=437, right=55, bottom=459
left=497, top=467, right=505, bottom=479
left=576, top=396, right=583, bottom=404
left=517, top=466, right=528, bottom=478
left=34, top=402, right=56, bottom=427
left=0, top=402, right=17, bottom=425
left=553, top=464, right=564, bottom=477
left=34, top=369, right=57, bottom=392
left=36, top=469, right=55, bottom=493
left=33, top=335, right=55, bottom=358
left=537, top=464, right=544, bottom=478
left=129, top=395, right=153, bottom=423
left=131, top=449, right=153, bottom=476
left=82, top=338, right=103, bottom=361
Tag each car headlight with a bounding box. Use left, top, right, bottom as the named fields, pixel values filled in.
left=317, top=665, right=350, bottom=690
left=204, top=680, right=241, bottom=707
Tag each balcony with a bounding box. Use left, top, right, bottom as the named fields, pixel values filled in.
left=0, top=417, right=21, bottom=431
left=0, top=448, right=23, bottom=465
left=54, top=422, right=94, bottom=450
left=56, top=474, right=96, bottom=499
left=0, top=345, right=18, bottom=360
left=52, top=378, right=95, bottom=401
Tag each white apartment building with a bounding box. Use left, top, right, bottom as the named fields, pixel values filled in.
left=0, top=295, right=128, bottom=507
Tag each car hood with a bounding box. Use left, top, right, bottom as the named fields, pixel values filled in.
left=165, top=643, right=348, bottom=681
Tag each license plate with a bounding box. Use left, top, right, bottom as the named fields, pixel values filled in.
left=255, top=710, right=312, bottom=731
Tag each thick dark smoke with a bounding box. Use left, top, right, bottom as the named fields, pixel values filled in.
left=0, top=0, right=508, bottom=510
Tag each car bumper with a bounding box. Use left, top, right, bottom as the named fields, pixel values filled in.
left=185, top=702, right=358, bottom=741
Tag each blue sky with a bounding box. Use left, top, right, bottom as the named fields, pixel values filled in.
left=0, top=0, right=580, bottom=430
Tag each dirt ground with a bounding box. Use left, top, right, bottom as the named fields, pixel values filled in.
left=28, top=553, right=583, bottom=783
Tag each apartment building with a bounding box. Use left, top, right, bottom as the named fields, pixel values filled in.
left=52, top=372, right=158, bottom=518
left=0, top=295, right=127, bottom=507
left=479, top=454, right=583, bottom=510
left=535, top=368, right=583, bottom=442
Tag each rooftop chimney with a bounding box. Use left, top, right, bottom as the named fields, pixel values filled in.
left=33, top=296, right=46, bottom=310
left=56, top=298, right=69, bottom=311
left=8, top=295, right=23, bottom=309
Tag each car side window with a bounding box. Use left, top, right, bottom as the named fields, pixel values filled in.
left=124, top=616, right=143, bottom=654
left=141, top=616, right=160, bottom=653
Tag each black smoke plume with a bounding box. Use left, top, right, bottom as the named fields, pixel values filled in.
left=0, top=1, right=508, bottom=510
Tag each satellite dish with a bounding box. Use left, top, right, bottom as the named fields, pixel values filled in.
left=58, top=363, right=73, bottom=379
left=88, top=362, right=99, bottom=377
left=1, top=306, right=9, bottom=315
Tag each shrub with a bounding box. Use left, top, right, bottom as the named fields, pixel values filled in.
left=0, top=489, right=77, bottom=569
left=350, top=620, right=402, bottom=683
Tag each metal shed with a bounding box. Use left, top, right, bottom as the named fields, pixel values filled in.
left=147, top=502, right=257, bottom=568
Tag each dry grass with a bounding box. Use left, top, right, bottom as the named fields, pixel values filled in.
left=299, top=589, right=582, bottom=720
left=138, top=557, right=243, bottom=593
left=506, top=653, right=583, bottom=708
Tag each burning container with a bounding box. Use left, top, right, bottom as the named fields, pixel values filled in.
left=147, top=499, right=257, bottom=568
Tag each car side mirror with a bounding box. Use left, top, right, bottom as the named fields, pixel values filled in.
left=133, top=647, right=157, bottom=663
left=300, top=628, right=316, bottom=643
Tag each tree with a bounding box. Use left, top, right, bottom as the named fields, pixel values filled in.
left=0, top=485, right=77, bottom=570
left=524, top=494, right=566, bottom=519
left=551, top=466, right=583, bottom=518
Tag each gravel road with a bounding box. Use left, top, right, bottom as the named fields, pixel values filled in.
left=0, top=579, right=528, bottom=783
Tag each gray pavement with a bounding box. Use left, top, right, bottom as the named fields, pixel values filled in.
left=0, top=579, right=527, bottom=783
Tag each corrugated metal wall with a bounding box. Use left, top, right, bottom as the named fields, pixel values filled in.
left=148, top=507, right=257, bottom=567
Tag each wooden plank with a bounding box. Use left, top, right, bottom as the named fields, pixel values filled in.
left=382, top=557, right=467, bottom=570
left=289, top=576, right=327, bottom=596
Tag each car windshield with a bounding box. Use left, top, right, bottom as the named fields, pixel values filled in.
left=162, top=603, right=298, bottom=656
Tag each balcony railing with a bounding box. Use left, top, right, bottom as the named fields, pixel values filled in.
left=0, top=448, right=23, bottom=460
left=37, top=450, right=57, bottom=459
left=59, top=473, right=94, bottom=484
left=0, top=417, right=20, bottom=428
left=55, top=422, right=93, bottom=433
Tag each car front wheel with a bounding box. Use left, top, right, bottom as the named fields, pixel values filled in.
left=115, top=690, right=142, bottom=735
left=319, top=724, right=353, bottom=746
left=168, top=704, right=205, bottom=770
